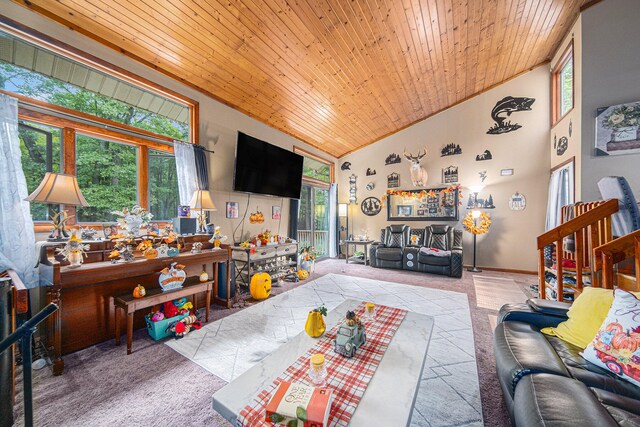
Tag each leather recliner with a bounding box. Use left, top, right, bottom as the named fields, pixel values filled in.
left=495, top=299, right=640, bottom=426
left=369, top=224, right=410, bottom=269
left=403, top=225, right=463, bottom=277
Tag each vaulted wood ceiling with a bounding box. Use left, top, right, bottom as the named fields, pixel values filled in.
left=13, top=0, right=591, bottom=157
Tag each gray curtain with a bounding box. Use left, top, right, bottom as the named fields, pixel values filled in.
left=193, top=144, right=209, bottom=191
left=289, top=199, right=299, bottom=241
left=0, top=94, right=38, bottom=288
left=545, top=162, right=574, bottom=230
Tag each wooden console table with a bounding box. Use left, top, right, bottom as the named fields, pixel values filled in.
left=114, top=277, right=213, bottom=354
left=38, top=241, right=231, bottom=375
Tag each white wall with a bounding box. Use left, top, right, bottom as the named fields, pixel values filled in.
left=580, top=0, right=640, bottom=201
left=1, top=1, right=337, bottom=244
left=338, top=66, right=551, bottom=272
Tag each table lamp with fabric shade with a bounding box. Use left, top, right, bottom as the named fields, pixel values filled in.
left=25, top=172, right=89, bottom=241
left=189, top=189, right=217, bottom=233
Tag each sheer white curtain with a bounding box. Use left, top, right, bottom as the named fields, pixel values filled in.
left=545, top=161, right=575, bottom=230
left=173, top=140, right=198, bottom=206
left=0, top=94, right=38, bottom=288
left=328, top=183, right=337, bottom=258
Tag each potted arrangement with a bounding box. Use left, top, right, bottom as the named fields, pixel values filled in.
left=299, top=246, right=318, bottom=273
left=111, top=205, right=153, bottom=237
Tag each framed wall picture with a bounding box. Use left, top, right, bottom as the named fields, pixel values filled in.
left=387, top=187, right=459, bottom=221
left=442, top=165, right=458, bottom=183
left=387, top=172, right=400, bottom=188
left=595, top=100, right=640, bottom=156
left=397, top=205, right=413, bottom=217
left=272, top=205, right=281, bottom=219
left=226, top=202, right=239, bottom=219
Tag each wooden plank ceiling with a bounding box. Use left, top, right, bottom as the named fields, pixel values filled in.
left=14, top=0, right=590, bottom=157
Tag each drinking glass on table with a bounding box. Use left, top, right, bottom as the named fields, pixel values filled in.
left=363, top=302, right=376, bottom=323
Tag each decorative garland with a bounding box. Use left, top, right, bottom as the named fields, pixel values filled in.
left=463, top=211, right=491, bottom=235
left=380, top=184, right=463, bottom=207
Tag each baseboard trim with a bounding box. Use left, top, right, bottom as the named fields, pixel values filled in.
left=463, top=265, right=537, bottom=275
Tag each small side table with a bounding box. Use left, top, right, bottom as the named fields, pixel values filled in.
left=345, top=240, right=374, bottom=265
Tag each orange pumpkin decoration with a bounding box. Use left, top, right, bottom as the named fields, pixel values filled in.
left=298, top=269, right=309, bottom=280
left=143, top=247, right=158, bottom=259
left=133, top=284, right=146, bottom=298
left=250, top=272, right=271, bottom=300
left=611, top=330, right=640, bottom=352
left=606, top=322, right=624, bottom=334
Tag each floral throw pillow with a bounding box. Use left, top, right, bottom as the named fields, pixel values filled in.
left=581, top=289, right=640, bottom=387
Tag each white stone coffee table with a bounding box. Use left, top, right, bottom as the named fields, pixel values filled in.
left=212, top=299, right=434, bottom=426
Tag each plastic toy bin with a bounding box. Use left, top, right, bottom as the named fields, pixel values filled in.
left=146, top=312, right=190, bottom=341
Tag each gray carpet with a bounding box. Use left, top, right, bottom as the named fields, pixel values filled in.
left=12, top=259, right=533, bottom=426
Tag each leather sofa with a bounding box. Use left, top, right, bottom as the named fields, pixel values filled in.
left=495, top=299, right=640, bottom=426
left=369, top=225, right=463, bottom=278
left=368, top=224, right=410, bottom=269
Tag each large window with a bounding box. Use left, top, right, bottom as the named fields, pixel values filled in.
left=553, top=43, right=574, bottom=124
left=149, top=149, right=179, bottom=220
left=294, top=146, right=334, bottom=186
left=18, top=121, right=62, bottom=221
left=0, top=21, right=198, bottom=226
left=75, top=135, right=138, bottom=223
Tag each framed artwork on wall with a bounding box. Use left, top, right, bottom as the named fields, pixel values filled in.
left=442, top=165, right=458, bottom=183
left=595, top=100, right=640, bottom=156
left=226, top=202, right=239, bottom=219
left=387, top=187, right=459, bottom=221
left=272, top=205, right=281, bottom=219
left=387, top=172, right=400, bottom=188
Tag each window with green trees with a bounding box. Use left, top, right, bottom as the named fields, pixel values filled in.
left=18, top=121, right=61, bottom=221
left=1, top=27, right=192, bottom=224
left=553, top=44, right=574, bottom=123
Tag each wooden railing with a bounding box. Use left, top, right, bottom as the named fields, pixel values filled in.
left=560, top=201, right=606, bottom=270
left=297, top=230, right=329, bottom=257
left=0, top=270, right=29, bottom=427
left=593, top=229, right=640, bottom=292
left=537, top=199, right=618, bottom=301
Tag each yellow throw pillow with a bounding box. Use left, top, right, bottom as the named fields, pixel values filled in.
left=541, top=287, right=617, bottom=348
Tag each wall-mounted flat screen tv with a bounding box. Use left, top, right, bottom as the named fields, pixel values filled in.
left=233, top=131, right=304, bottom=199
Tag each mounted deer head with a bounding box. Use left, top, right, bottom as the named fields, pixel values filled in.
left=403, top=147, right=428, bottom=163
left=403, top=146, right=429, bottom=187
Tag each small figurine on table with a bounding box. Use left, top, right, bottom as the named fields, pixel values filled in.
left=209, top=226, right=227, bottom=249
left=333, top=310, right=366, bottom=358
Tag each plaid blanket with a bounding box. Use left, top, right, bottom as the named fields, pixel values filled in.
left=237, top=302, right=407, bottom=426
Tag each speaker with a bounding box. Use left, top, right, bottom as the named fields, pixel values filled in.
left=172, top=217, right=197, bottom=235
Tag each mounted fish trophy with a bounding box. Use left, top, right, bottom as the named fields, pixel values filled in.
left=403, top=147, right=429, bottom=187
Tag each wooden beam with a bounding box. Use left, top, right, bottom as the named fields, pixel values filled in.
left=18, top=109, right=173, bottom=153
left=137, top=147, right=149, bottom=210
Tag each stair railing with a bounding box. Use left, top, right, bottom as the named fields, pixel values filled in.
left=537, top=199, right=618, bottom=301
left=593, top=228, right=640, bottom=292
left=0, top=269, right=58, bottom=427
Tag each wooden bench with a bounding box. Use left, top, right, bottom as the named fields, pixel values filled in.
left=114, top=278, right=213, bottom=354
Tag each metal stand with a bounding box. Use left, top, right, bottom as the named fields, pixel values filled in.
left=467, top=231, right=482, bottom=273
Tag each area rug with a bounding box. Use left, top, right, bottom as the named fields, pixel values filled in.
left=166, top=273, right=483, bottom=426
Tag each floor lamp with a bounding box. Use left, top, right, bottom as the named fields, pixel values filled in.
left=338, top=203, right=348, bottom=258
left=468, top=210, right=482, bottom=273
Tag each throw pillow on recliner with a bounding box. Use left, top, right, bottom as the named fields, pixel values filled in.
left=581, top=289, right=640, bottom=387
